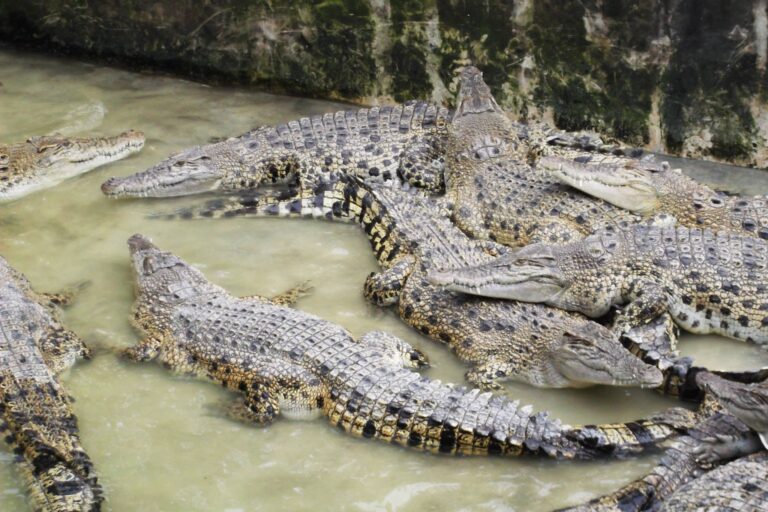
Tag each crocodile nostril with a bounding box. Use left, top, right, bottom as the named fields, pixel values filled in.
left=101, top=178, right=119, bottom=194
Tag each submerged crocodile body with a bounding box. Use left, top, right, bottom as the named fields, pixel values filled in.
left=430, top=223, right=768, bottom=345
left=0, top=257, right=102, bottom=511
left=161, top=175, right=668, bottom=391
left=124, top=233, right=694, bottom=460
left=3, top=131, right=144, bottom=200
left=543, top=154, right=768, bottom=239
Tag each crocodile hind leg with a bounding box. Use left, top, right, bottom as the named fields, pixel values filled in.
left=363, top=257, right=415, bottom=307
left=692, top=432, right=764, bottom=463
left=221, top=358, right=327, bottom=425
left=359, top=331, right=428, bottom=368
left=39, top=327, right=91, bottom=374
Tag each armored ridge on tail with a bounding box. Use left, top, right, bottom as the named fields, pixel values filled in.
left=157, top=175, right=667, bottom=392
left=429, top=223, right=768, bottom=346
left=2, top=131, right=144, bottom=201
left=0, top=256, right=102, bottom=511
left=124, top=234, right=695, bottom=460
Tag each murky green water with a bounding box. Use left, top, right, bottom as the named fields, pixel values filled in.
left=0, top=48, right=765, bottom=511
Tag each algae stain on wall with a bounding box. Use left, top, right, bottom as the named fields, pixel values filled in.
left=3, top=0, right=768, bottom=166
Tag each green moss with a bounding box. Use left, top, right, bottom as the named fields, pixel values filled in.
left=528, top=0, right=655, bottom=143
left=389, top=39, right=431, bottom=102
left=662, top=1, right=758, bottom=158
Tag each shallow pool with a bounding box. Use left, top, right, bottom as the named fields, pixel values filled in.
left=0, top=48, right=765, bottom=511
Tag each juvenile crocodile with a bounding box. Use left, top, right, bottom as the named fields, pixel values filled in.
left=559, top=374, right=768, bottom=511
left=429, top=224, right=768, bottom=345
left=101, top=101, right=451, bottom=198
left=542, top=154, right=768, bottom=239
left=0, top=256, right=102, bottom=511
left=123, top=233, right=694, bottom=459
left=3, top=131, right=144, bottom=200
left=162, top=175, right=666, bottom=391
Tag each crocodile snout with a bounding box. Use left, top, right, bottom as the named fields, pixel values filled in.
left=101, top=177, right=122, bottom=195
left=127, top=234, right=156, bottom=253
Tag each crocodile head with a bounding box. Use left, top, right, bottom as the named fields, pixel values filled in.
left=103, top=136, right=259, bottom=198
left=540, top=155, right=668, bottom=215
left=1, top=130, right=144, bottom=200
left=428, top=245, right=567, bottom=304
left=428, top=234, right=618, bottom=317
left=453, top=66, right=504, bottom=120
left=128, top=234, right=213, bottom=314
left=553, top=321, right=663, bottom=388
left=447, top=67, right=522, bottom=178
left=697, top=371, right=768, bottom=435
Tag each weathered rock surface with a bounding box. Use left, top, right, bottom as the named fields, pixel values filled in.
left=2, top=0, right=767, bottom=166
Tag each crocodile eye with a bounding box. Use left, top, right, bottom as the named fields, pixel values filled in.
left=143, top=256, right=157, bottom=274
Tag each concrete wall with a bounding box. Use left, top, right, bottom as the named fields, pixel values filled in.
left=2, top=0, right=767, bottom=166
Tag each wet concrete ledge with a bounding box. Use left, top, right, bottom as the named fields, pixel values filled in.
left=2, top=0, right=768, bottom=168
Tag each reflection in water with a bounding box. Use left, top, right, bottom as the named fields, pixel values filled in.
left=0, top=48, right=765, bottom=511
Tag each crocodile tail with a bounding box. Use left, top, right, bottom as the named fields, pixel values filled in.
left=153, top=174, right=381, bottom=223
left=0, top=377, right=104, bottom=511
left=568, top=406, right=697, bottom=457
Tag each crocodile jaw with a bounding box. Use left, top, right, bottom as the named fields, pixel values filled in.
left=697, top=372, right=768, bottom=434
left=553, top=323, right=664, bottom=389
left=541, top=156, right=660, bottom=215
left=101, top=143, right=234, bottom=198
left=428, top=264, right=567, bottom=304
left=1, top=130, right=144, bottom=200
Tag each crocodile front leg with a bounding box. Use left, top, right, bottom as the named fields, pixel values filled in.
left=363, top=256, right=416, bottom=307
left=241, top=282, right=314, bottom=306
left=613, top=278, right=671, bottom=333
left=123, top=332, right=166, bottom=362
left=692, top=432, right=764, bottom=463
left=465, top=360, right=516, bottom=390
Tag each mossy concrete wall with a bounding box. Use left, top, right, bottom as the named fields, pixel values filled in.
left=2, top=0, right=768, bottom=167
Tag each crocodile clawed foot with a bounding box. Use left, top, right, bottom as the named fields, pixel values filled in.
left=408, top=348, right=429, bottom=368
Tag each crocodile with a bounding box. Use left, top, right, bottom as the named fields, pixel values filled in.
left=659, top=452, right=768, bottom=511
left=558, top=408, right=756, bottom=511
left=697, top=371, right=768, bottom=454
left=542, top=153, right=768, bottom=239
left=559, top=374, right=768, bottom=512
left=429, top=223, right=768, bottom=345
left=101, top=100, right=451, bottom=198
left=0, top=256, right=102, bottom=511
left=169, top=68, right=653, bottom=248
left=3, top=131, right=144, bottom=200
left=123, top=233, right=695, bottom=460
left=159, top=175, right=669, bottom=391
